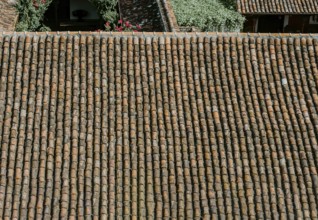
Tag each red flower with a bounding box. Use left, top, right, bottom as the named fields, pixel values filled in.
left=33, top=0, right=39, bottom=8
left=125, top=21, right=132, bottom=28
left=115, top=26, right=123, bottom=32
left=33, top=0, right=46, bottom=8
left=118, top=20, right=123, bottom=24
left=136, top=24, right=142, bottom=30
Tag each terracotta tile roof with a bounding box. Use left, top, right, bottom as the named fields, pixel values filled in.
left=237, top=0, right=318, bottom=14
left=0, top=0, right=18, bottom=31
left=0, top=32, right=318, bottom=218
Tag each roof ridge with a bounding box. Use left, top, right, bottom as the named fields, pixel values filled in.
left=1, top=31, right=318, bottom=38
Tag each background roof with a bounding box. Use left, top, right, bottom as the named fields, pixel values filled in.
left=237, top=0, right=318, bottom=14
left=0, top=32, right=318, bottom=219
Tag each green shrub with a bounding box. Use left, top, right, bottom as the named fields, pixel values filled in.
left=171, top=0, right=244, bottom=31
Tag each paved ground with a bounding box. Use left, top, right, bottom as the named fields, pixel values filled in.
left=119, top=0, right=164, bottom=31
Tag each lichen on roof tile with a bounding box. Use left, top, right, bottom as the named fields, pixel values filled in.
left=0, top=32, right=318, bottom=218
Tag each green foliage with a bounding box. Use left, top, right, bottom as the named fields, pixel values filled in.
left=171, top=0, right=244, bottom=31
left=15, top=0, right=118, bottom=31
left=16, top=0, right=53, bottom=31
left=88, top=0, right=118, bottom=22
left=218, top=0, right=237, bottom=9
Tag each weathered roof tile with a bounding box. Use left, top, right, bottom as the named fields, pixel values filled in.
left=0, top=32, right=318, bottom=218
left=237, top=0, right=318, bottom=14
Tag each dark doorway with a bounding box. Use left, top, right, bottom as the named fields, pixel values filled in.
left=257, top=15, right=284, bottom=33
left=43, top=0, right=70, bottom=30
left=287, top=15, right=310, bottom=33
left=243, top=16, right=258, bottom=32
left=43, top=0, right=103, bottom=31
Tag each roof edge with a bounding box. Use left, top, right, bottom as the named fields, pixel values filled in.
left=0, top=31, right=318, bottom=38
left=241, top=12, right=318, bottom=15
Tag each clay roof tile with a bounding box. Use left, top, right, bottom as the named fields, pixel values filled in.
left=0, top=32, right=318, bottom=218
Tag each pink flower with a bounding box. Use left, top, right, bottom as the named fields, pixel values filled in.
left=33, top=0, right=39, bottom=8
left=136, top=24, right=142, bottom=30
left=118, top=19, right=123, bottom=24
left=133, top=30, right=138, bottom=32
left=105, top=22, right=110, bottom=27
left=115, top=26, right=123, bottom=32
left=125, top=21, right=132, bottom=28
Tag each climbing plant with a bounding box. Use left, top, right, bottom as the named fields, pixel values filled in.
left=15, top=0, right=118, bottom=31
left=88, top=0, right=118, bottom=22
left=16, top=0, right=53, bottom=31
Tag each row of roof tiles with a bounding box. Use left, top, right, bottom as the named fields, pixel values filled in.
left=237, top=0, right=318, bottom=14
left=1, top=31, right=317, bottom=37
left=0, top=33, right=318, bottom=218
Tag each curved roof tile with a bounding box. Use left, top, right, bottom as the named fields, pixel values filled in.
left=0, top=32, right=318, bottom=218
left=237, top=0, right=318, bottom=14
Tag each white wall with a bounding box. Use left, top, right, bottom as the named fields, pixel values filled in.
left=70, top=0, right=99, bottom=20
left=284, top=15, right=289, bottom=27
